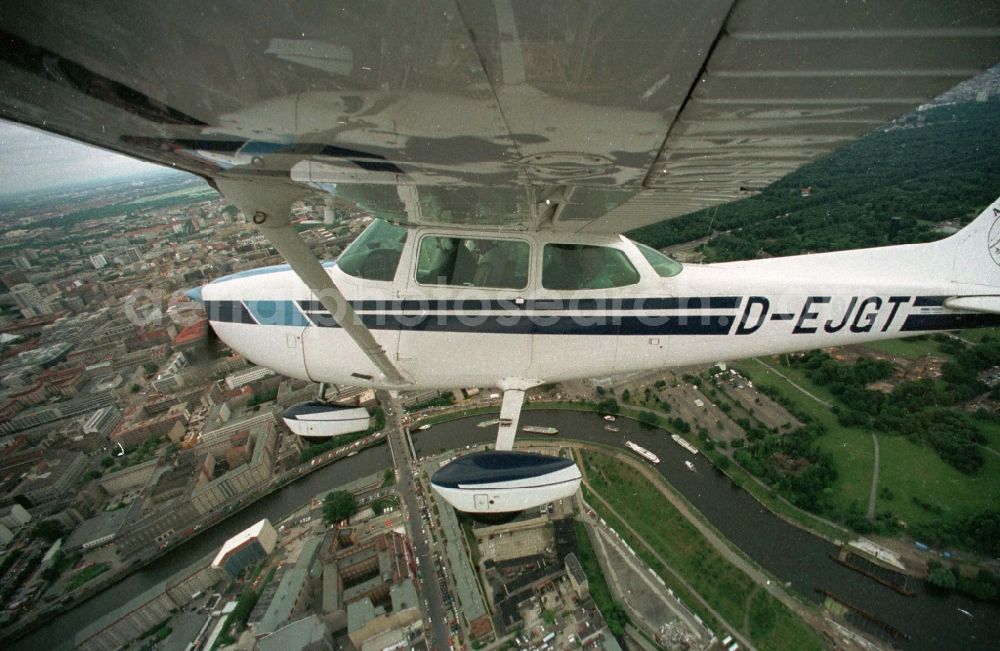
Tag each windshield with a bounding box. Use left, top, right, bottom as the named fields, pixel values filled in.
left=336, top=219, right=408, bottom=282
left=632, top=240, right=682, bottom=277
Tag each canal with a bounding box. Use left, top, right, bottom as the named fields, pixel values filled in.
left=21, top=410, right=1000, bottom=651
left=11, top=444, right=392, bottom=651
left=414, top=409, right=1000, bottom=651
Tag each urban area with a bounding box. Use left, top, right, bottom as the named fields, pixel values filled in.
left=3, top=75, right=1000, bottom=651
left=0, top=181, right=730, bottom=651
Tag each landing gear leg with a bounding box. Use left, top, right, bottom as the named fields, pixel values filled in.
left=495, top=389, right=525, bottom=451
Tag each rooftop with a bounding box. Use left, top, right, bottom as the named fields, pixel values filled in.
left=257, top=614, right=328, bottom=651
left=390, top=578, right=418, bottom=612
left=256, top=536, right=323, bottom=634
left=65, top=509, right=130, bottom=549
left=212, top=518, right=272, bottom=568
left=346, top=598, right=377, bottom=633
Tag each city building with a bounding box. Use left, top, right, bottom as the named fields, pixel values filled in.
left=0, top=522, right=15, bottom=545
left=257, top=614, right=332, bottom=651
left=0, top=389, right=114, bottom=435
left=0, top=504, right=32, bottom=530
left=565, top=552, right=589, bottom=597
left=432, top=490, right=492, bottom=639
left=255, top=536, right=323, bottom=635
left=83, top=405, right=122, bottom=439
left=89, top=254, right=108, bottom=269
left=190, top=417, right=277, bottom=515
left=99, top=459, right=158, bottom=496
left=10, top=282, right=51, bottom=318
left=211, top=518, right=278, bottom=579
left=76, top=554, right=221, bottom=651
left=64, top=508, right=131, bottom=552
left=11, top=450, right=88, bottom=506
left=226, top=366, right=276, bottom=390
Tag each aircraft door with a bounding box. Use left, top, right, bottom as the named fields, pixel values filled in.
left=301, top=287, right=402, bottom=384
left=239, top=300, right=311, bottom=380
left=397, top=234, right=533, bottom=385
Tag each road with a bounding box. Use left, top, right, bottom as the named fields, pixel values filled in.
left=867, top=432, right=881, bottom=522
left=753, top=358, right=832, bottom=407
left=378, top=391, right=451, bottom=651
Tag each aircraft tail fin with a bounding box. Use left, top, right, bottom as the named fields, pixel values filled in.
left=941, top=195, right=1000, bottom=292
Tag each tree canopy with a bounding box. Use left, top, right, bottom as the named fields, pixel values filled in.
left=630, top=100, right=1000, bottom=262
left=322, top=490, right=358, bottom=525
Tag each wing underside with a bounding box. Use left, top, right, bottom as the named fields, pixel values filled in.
left=0, top=1, right=997, bottom=232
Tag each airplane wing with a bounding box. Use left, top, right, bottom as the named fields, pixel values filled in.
left=0, top=1, right=997, bottom=233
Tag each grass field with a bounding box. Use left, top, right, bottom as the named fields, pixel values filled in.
left=65, top=562, right=109, bottom=591
left=858, top=336, right=943, bottom=359
left=582, top=450, right=825, bottom=651
left=876, top=435, right=1000, bottom=525
left=975, top=419, right=1000, bottom=452
left=573, top=521, right=626, bottom=632
left=812, top=427, right=875, bottom=513
left=961, top=327, right=1000, bottom=343
left=737, top=356, right=1000, bottom=529
left=735, top=359, right=876, bottom=517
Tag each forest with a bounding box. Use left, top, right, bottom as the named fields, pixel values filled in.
left=786, top=342, right=1000, bottom=475
left=629, top=100, right=1000, bottom=261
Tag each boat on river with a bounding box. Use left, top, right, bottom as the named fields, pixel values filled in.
left=624, top=440, right=660, bottom=464
left=523, top=425, right=558, bottom=435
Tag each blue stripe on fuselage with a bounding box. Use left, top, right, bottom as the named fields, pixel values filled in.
left=297, top=296, right=741, bottom=312
left=244, top=300, right=311, bottom=327
left=206, top=299, right=736, bottom=335
left=901, top=313, right=1000, bottom=331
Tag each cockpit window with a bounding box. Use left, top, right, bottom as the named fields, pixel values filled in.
left=542, top=244, right=640, bottom=290
left=415, top=236, right=529, bottom=289
left=337, top=219, right=408, bottom=282
left=632, top=240, right=683, bottom=277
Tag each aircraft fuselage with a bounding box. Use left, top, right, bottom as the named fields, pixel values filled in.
left=198, top=216, right=1000, bottom=390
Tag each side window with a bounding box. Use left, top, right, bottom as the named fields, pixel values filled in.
left=337, top=219, right=408, bottom=282
left=416, top=236, right=529, bottom=289
left=542, top=244, right=640, bottom=290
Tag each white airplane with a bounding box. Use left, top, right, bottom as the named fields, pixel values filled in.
left=0, top=1, right=998, bottom=515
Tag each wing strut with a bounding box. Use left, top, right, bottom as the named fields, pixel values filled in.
left=215, top=178, right=410, bottom=386
left=495, top=389, right=525, bottom=451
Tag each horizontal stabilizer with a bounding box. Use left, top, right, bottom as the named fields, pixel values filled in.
left=944, top=295, right=1000, bottom=315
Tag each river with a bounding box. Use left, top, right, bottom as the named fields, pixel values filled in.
left=413, top=410, right=1000, bottom=651
left=20, top=411, right=1000, bottom=651
left=11, top=444, right=392, bottom=651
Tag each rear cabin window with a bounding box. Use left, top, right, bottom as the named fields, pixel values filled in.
left=542, top=244, right=640, bottom=290
left=337, top=219, right=408, bottom=282
left=416, top=236, right=529, bottom=289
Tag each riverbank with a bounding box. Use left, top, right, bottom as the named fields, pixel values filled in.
left=3, top=436, right=387, bottom=647
left=414, top=401, right=851, bottom=546
left=412, top=409, right=1000, bottom=650
left=7, top=443, right=393, bottom=651
left=575, top=445, right=828, bottom=650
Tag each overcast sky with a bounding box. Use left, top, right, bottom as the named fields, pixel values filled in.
left=0, top=120, right=167, bottom=195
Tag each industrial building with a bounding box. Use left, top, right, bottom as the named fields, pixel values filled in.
left=211, top=518, right=277, bottom=579
left=75, top=554, right=221, bottom=651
